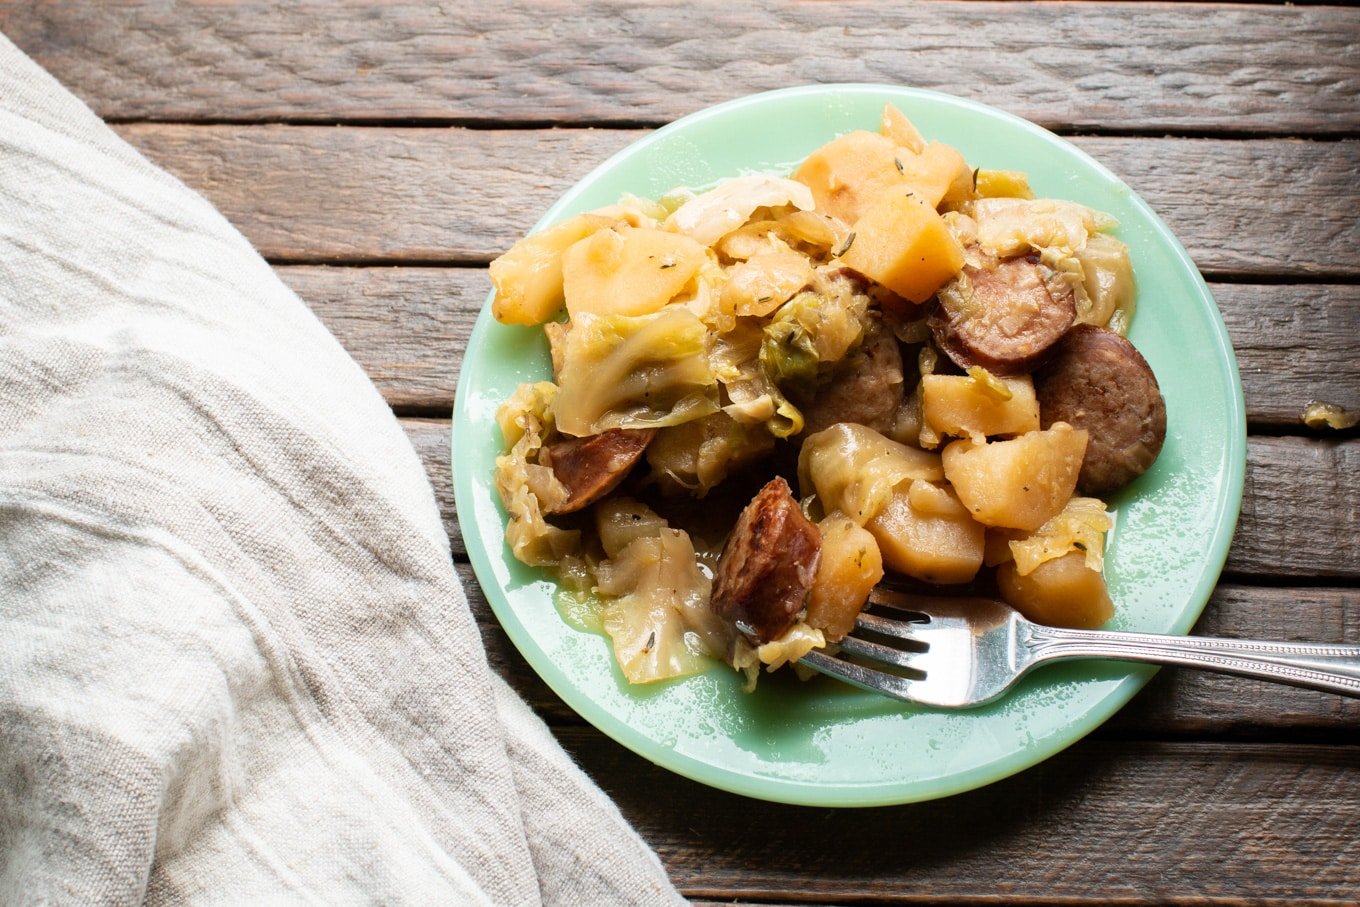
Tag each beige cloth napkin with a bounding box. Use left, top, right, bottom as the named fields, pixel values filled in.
left=0, top=34, right=683, bottom=906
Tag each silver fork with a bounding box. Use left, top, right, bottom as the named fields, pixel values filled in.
left=799, top=588, right=1360, bottom=707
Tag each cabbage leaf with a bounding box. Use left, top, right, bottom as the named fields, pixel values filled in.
left=554, top=308, right=718, bottom=437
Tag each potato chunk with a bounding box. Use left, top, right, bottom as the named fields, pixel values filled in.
left=894, top=141, right=973, bottom=208
left=491, top=213, right=615, bottom=325
left=997, top=550, right=1114, bottom=629
left=921, top=373, right=1040, bottom=441
left=867, top=480, right=985, bottom=585
left=840, top=192, right=965, bottom=304
left=941, top=423, right=1088, bottom=531
left=807, top=513, right=884, bottom=642
left=793, top=130, right=906, bottom=225
left=563, top=226, right=709, bottom=318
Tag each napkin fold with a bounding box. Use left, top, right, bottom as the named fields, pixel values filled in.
left=0, top=34, right=682, bottom=905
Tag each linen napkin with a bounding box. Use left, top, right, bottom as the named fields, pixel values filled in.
left=0, top=34, right=683, bottom=906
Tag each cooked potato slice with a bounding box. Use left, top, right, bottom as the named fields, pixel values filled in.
left=840, top=192, right=964, bottom=303
left=879, top=103, right=926, bottom=154
left=921, top=373, right=1040, bottom=440
left=941, top=423, right=1088, bottom=531
left=867, top=480, right=985, bottom=585
left=793, top=130, right=906, bottom=225
left=563, top=226, right=709, bottom=318
left=807, top=513, right=885, bottom=642
left=491, top=213, right=615, bottom=325
left=997, top=550, right=1114, bottom=629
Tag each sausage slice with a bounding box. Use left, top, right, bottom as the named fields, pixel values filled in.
left=710, top=477, right=822, bottom=644
left=1035, top=324, right=1166, bottom=494
left=800, top=320, right=905, bottom=436
left=540, top=428, right=656, bottom=514
left=929, top=256, right=1075, bottom=375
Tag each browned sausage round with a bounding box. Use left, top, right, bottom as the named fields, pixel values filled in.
left=929, top=256, right=1075, bottom=376
left=709, top=476, right=822, bottom=644
left=800, top=320, right=905, bottom=436
left=540, top=427, right=656, bottom=515
left=1035, top=324, right=1166, bottom=494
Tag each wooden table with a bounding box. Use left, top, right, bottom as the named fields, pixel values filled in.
left=6, top=2, right=1356, bottom=902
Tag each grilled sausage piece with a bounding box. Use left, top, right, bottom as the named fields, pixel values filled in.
left=1035, top=324, right=1166, bottom=494
left=540, top=428, right=657, bottom=515
left=710, top=476, right=822, bottom=644
left=929, top=256, right=1076, bottom=375
left=800, top=320, right=905, bottom=436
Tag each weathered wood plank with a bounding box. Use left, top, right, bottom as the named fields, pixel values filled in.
left=116, top=124, right=1360, bottom=279
left=556, top=731, right=1360, bottom=903
left=291, top=266, right=1360, bottom=428
left=1235, top=436, right=1360, bottom=580
left=5, top=2, right=1358, bottom=135
left=280, top=266, right=477, bottom=411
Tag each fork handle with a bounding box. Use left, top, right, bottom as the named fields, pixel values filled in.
left=1025, top=625, right=1360, bottom=697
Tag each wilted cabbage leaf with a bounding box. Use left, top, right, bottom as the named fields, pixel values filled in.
left=664, top=174, right=816, bottom=246
left=554, top=307, right=719, bottom=437
left=799, top=422, right=945, bottom=524
left=1010, top=496, right=1113, bottom=576
left=493, top=382, right=581, bottom=566
left=593, top=519, right=727, bottom=684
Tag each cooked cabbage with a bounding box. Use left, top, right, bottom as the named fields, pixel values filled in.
left=554, top=308, right=719, bottom=437
left=664, top=175, right=815, bottom=246
left=646, top=411, right=777, bottom=497
left=730, top=622, right=826, bottom=691
left=799, top=423, right=944, bottom=524
left=720, top=247, right=815, bottom=318
left=1075, top=233, right=1136, bottom=334
left=710, top=321, right=804, bottom=437
left=717, top=210, right=847, bottom=261
left=493, top=382, right=581, bottom=566
left=591, top=500, right=730, bottom=684
left=974, top=197, right=1116, bottom=258
left=1009, top=496, right=1113, bottom=576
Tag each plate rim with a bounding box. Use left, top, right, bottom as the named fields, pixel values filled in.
left=451, top=83, right=1247, bottom=807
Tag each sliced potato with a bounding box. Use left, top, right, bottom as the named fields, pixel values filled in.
left=921, top=373, right=1040, bottom=441
left=491, top=213, right=615, bottom=325
left=895, top=141, right=973, bottom=208
left=563, top=226, right=709, bottom=318
left=879, top=103, right=926, bottom=154
left=941, top=423, right=1088, bottom=531
left=806, top=513, right=885, bottom=642
left=997, top=550, right=1114, bottom=629
left=793, top=129, right=907, bottom=225
left=867, top=480, right=985, bottom=584
left=839, top=192, right=964, bottom=303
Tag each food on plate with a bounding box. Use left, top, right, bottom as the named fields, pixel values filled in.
left=710, top=477, right=822, bottom=645
left=929, top=256, right=1076, bottom=375
left=1034, top=324, right=1168, bottom=495
left=489, top=104, right=1164, bottom=689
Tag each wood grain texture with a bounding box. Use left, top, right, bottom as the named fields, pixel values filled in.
left=115, top=124, right=1360, bottom=279
left=554, top=729, right=1360, bottom=903
left=292, top=266, right=1360, bottom=427
left=5, top=2, right=1359, bottom=135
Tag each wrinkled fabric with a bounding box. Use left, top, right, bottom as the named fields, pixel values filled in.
left=0, top=33, right=683, bottom=906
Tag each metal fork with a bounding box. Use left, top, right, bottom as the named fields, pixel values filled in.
left=799, top=588, right=1360, bottom=707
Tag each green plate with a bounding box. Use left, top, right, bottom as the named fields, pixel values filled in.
left=452, top=85, right=1245, bottom=807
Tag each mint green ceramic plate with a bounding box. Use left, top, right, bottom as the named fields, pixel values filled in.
left=452, top=85, right=1245, bottom=807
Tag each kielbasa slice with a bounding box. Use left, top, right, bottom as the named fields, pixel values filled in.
left=710, top=476, right=822, bottom=644
left=1034, top=324, right=1166, bottom=494
left=929, top=256, right=1075, bottom=376
left=800, top=320, right=905, bottom=436
left=540, top=428, right=657, bottom=515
